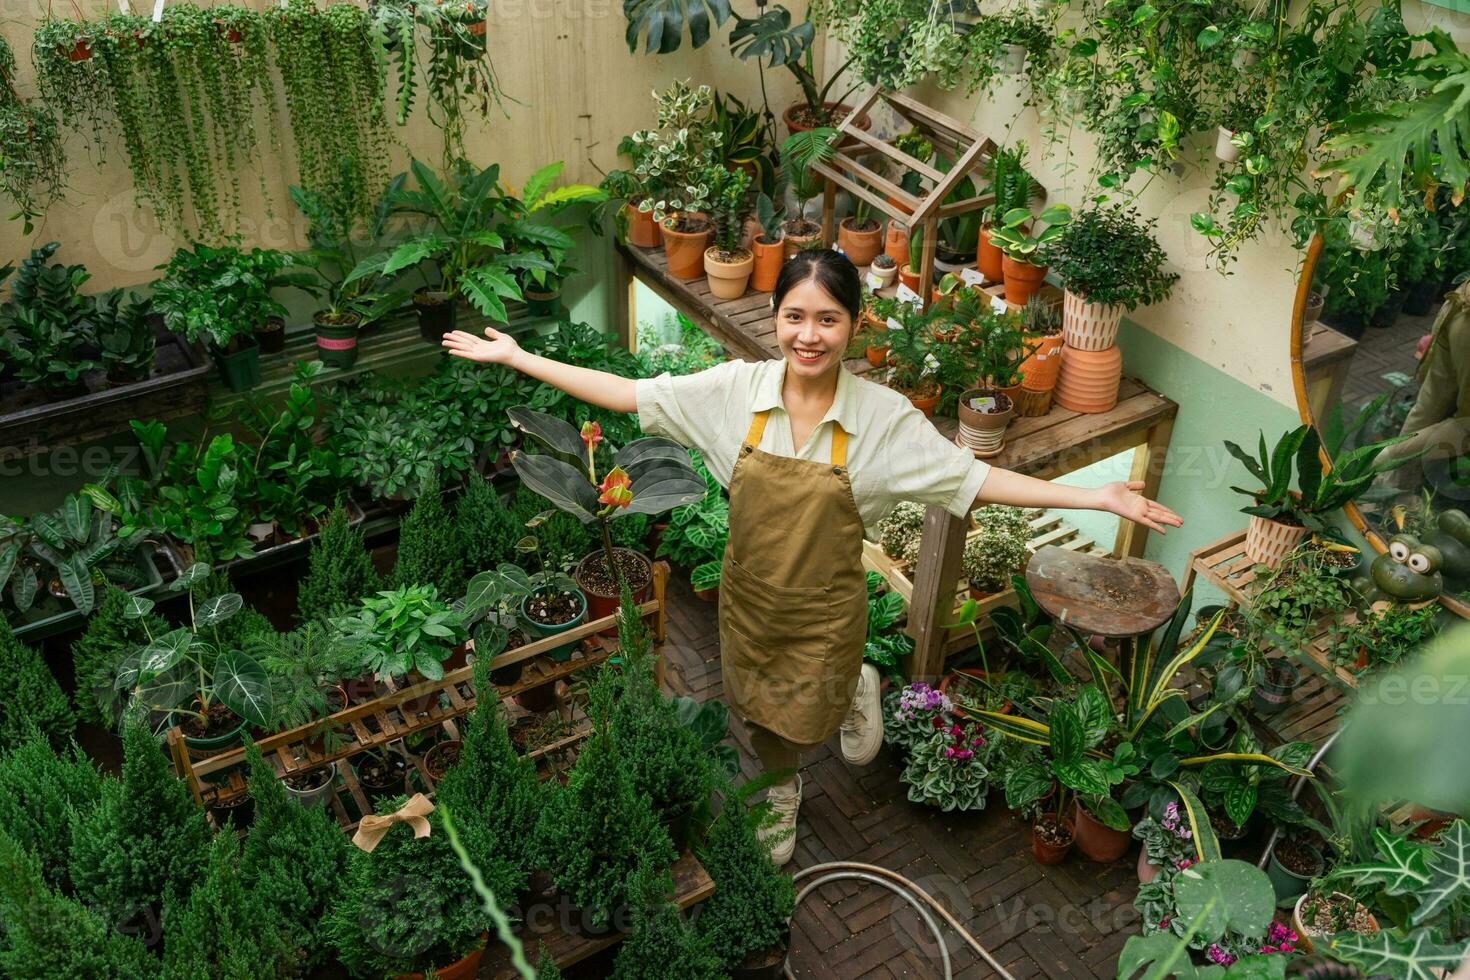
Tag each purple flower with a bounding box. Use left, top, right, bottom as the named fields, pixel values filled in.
left=1205, top=945, right=1236, bottom=966
left=944, top=746, right=957, bottom=758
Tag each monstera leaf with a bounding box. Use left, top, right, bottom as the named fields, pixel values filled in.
left=623, top=0, right=731, bottom=54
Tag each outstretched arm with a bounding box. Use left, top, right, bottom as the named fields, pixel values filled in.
left=442, top=327, right=638, bottom=413
left=976, top=468, right=1183, bottom=535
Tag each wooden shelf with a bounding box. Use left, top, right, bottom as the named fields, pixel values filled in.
left=482, top=850, right=715, bottom=978
left=863, top=509, right=1098, bottom=656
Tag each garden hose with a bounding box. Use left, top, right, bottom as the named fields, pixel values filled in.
left=786, top=861, right=1019, bottom=980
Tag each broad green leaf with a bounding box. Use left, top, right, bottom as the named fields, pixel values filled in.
left=1049, top=701, right=1085, bottom=765
left=507, top=407, right=587, bottom=460
left=1173, top=860, right=1275, bottom=943
left=212, top=650, right=273, bottom=728
left=139, top=629, right=194, bottom=678
left=57, top=555, right=94, bottom=615
left=1412, top=819, right=1470, bottom=925
left=509, top=451, right=600, bottom=522
left=171, top=562, right=213, bottom=593
left=196, top=593, right=244, bottom=628
left=1325, top=929, right=1470, bottom=980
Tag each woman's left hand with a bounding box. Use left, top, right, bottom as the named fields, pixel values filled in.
left=1098, top=480, right=1183, bottom=534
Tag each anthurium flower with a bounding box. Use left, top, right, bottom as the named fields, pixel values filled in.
left=581, top=420, right=602, bottom=450
left=597, top=467, right=633, bottom=509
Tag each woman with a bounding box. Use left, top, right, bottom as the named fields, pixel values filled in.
left=1382, top=276, right=1470, bottom=499
left=444, top=251, right=1181, bottom=865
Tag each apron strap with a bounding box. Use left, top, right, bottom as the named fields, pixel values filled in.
left=744, top=410, right=771, bottom=450
left=830, top=424, right=848, bottom=468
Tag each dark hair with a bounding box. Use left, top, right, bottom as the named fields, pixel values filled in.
left=772, top=249, right=862, bottom=322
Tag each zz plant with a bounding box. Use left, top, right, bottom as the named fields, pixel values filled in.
left=91, top=291, right=156, bottom=385
left=0, top=243, right=95, bottom=394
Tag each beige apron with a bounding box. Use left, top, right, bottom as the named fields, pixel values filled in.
left=719, top=409, right=869, bottom=745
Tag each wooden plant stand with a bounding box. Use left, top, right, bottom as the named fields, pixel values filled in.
left=166, top=562, right=671, bottom=833
left=481, top=850, right=715, bottom=978
left=863, top=509, right=1099, bottom=658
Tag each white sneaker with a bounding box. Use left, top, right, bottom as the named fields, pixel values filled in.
left=840, top=664, right=883, bottom=766
left=759, top=775, right=801, bottom=866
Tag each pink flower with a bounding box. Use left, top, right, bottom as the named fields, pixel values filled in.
left=1205, top=945, right=1236, bottom=966
left=1175, top=857, right=1196, bottom=871
left=581, top=420, right=603, bottom=450
left=944, top=746, right=957, bottom=759
left=1157, top=917, right=1171, bottom=931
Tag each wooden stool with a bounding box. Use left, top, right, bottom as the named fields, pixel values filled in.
left=1024, top=545, right=1180, bottom=639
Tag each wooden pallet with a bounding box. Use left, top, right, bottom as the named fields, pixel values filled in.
left=1184, top=529, right=1365, bottom=689
left=482, top=850, right=715, bottom=978
left=167, top=563, right=670, bottom=832
left=863, top=510, right=1097, bottom=654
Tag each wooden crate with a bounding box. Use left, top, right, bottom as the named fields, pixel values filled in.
left=167, top=563, right=670, bottom=833
left=482, top=850, right=715, bottom=978
left=863, top=510, right=1097, bottom=654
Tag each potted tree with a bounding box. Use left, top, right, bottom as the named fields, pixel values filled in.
left=870, top=296, right=946, bottom=416
left=508, top=409, right=706, bottom=633
left=838, top=196, right=883, bottom=267
left=1224, top=426, right=1315, bottom=569
left=750, top=192, right=787, bottom=292
left=703, top=166, right=755, bottom=299
left=778, top=127, right=837, bottom=256
left=1045, top=204, right=1178, bottom=352
left=290, top=178, right=411, bottom=368
left=987, top=203, right=1071, bottom=306
left=512, top=526, right=588, bottom=662
left=632, top=81, right=722, bottom=280
left=597, top=134, right=662, bottom=248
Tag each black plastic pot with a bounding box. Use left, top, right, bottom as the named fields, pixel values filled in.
left=525, top=287, right=562, bottom=318
left=935, top=243, right=978, bottom=266
left=1324, top=309, right=1369, bottom=341
left=314, top=314, right=361, bottom=368
left=212, top=340, right=262, bottom=392
left=256, top=316, right=286, bottom=354
left=1252, top=657, right=1302, bottom=716
left=414, top=290, right=457, bottom=343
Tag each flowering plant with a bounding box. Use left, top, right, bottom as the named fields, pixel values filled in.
left=901, top=718, right=994, bottom=812
left=1133, top=803, right=1198, bottom=875
left=509, top=406, right=706, bottom=593
left=882, top=682, right=953, bottom=752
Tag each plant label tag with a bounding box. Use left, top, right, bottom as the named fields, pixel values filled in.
left=866, top=272, right=884, bottom=290
left=972, top=396, right=997, bottom=413
left=990, top=295, right=1009, bottom=314
left=922, top=353, right=941, bottom=376
left=152, top=0, right=165, bottom=20
left=960, top=267, right=986, bottom=287
left=895, top=282, right=922, bottom=304
left=886, top=317, right=904, bottom=332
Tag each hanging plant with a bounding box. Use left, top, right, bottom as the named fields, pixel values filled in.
left=31, top=16, right=112, bottom=150
left=417, top=0, right=509, bottom=165
left=272, top=0, right=391, bottom=224
left=0, top=37, right=66, bottom=232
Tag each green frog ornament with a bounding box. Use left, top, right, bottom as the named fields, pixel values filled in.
left=1425, top=508, right=1470, bottom=591
left=1353, top=533, right=1444, bottom=604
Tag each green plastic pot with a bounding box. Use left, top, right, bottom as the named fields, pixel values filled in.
left=314, top=314, right=360, bottom=368
left=212, top=341, right=262, bottom=391
left=1268, top=840, right=1324, bottom=902
left=519, top=589, right=588, bottom=662
left=183, top=714, right=246, bottom=759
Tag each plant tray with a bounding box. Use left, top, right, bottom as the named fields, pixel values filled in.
left=3, top=541, right=169, bottom=641
left=482, top=850, right=715, bottom=978
left=208, top=498, right=366, bottom=574
left=0, top=332, right=210, bottom=457
left=166, top=563, right=671, bottom=822
left=862, top=509, right=1097, bottom=655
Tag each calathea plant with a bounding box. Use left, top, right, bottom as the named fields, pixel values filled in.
left=106, top=563, right=273, bottom=734
left=0, top=491, right=147, bottom=617
left=0, top=242, right=96, bottom=394
left=508, top=406, right=707, bottom=591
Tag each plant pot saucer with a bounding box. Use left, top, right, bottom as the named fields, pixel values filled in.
left=955, top=432, right=1005, bottom=460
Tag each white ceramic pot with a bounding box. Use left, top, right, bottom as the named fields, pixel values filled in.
left=1245, top=515, right=1310, bottom=569
left=1062, top=291, right=1124, bottom=352
left=1216, top=126, right=1241, bottom=163
left=284, top=762, right=338, bottom=810
left=997, top=44, right=1027, bottom=74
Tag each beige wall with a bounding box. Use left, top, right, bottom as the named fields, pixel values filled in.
left=0, top=2, right=802, bottom=296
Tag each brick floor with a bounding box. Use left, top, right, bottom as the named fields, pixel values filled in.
left=657, top=572, right=1138, bottom=980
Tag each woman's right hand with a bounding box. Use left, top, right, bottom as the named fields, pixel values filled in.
left=442, top=327, right=522, bottom=366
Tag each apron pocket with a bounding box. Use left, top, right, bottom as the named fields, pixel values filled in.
left=721, top=555, right=834, bottom=651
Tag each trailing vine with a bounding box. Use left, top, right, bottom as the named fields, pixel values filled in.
left=0, top=35, right=66, bottom=232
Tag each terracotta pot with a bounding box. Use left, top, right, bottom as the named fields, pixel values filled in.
left=977, top=225, right=1004, bottom=282
left=575, top=547, right=653, bottom=637
left=782, top=102, right=871, bottom=147
left=1002, top=257, right=1048, bottom=307
left=956, top=388, right=1013, bottom=458
left=906, top=387, right=942, bottom=418
left=898, top=267, right=922, bottom=293
left=885, top=223, right=910, bottom=268
left=1244, top=515, right=1310, bottom=569
left=661, top=215, right=712, bottom=280
left=1019, top=333, right=1065, bottom=390
left=1062, top=291, right=1124, bottom=351
left=868, top=261, right=898, bottom=289
left=1015, top=386, right=1053, bottom=417
left=1053, top=345, right=1123, bottom=414
left=693, top=585, right=720, bottom=603
left=396, top=934, right=488, bottom=980
left=1032, top=815, right=1074, bottom=865
left=1138, top=848, right=1161, bottom=884
left=751, top=237, right=785, bottom=292
left=1303, top=290, right=1326, bottom=324
left=865, top=344, right=889, bottom=368
left=1291, top=893, right=1378, bottom=956
left=625, top=204, right=661, bottom=248
left=783, top=225, right=822, bottom=258
left=838, top=217, right=883, bottom=267
left=705, top=246, right=755, bottom=299
left=1072, top=801, right=1131, bottom=862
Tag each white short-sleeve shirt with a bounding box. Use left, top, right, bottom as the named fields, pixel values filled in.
left=635, top=359, right=991, bottom=538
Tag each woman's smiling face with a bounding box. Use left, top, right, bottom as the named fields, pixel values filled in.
left=775, top=278, right=854, bottom=379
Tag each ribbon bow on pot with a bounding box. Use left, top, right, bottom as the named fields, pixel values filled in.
left=352, top=792, right=436, bottom=853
